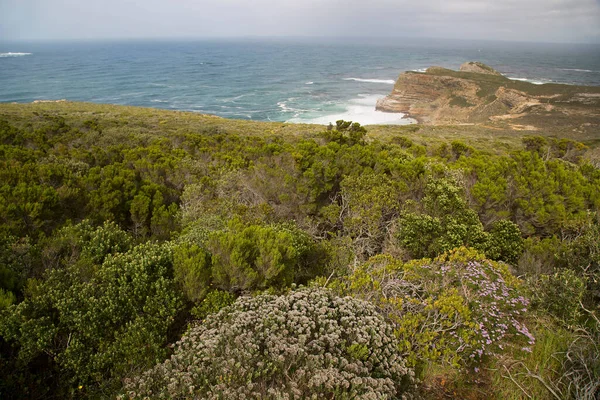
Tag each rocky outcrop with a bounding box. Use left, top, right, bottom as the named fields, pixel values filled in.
left=376, top=62, right=600, bottom=126
left=459, top=61, right=503, bottom=76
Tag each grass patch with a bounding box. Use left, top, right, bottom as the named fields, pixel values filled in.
left=449, top=96, right=475, bottom=108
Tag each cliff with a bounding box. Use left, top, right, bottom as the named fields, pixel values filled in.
left=376, top=62, right=600, bottom=128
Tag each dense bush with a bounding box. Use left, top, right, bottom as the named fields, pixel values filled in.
left=339, top=248, right=533, bottom=369
left=0, top=237, right=183, bottom=396
left=122, top=287, right=414, bottom=399
left=1, top=106, right=599, bottom=399
left=530, top=268, right=586, bottom=326
left=396, top=177, right=524, bottom=263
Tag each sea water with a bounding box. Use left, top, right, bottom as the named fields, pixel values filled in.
left=1, top=38, right=599, bottom=125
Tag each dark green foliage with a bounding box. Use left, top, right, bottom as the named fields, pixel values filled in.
left=531, top=269, right=586, bottom=326
left=450, top=140, right=474, bottom=159
left=0, top=238, right=182, bottom=396
left=0, top=235, right=36, bottom=295
left=397, top=177, right=489, bottom=259
left=522, top=135, right=548, bottom=155
left=173, top=243, right=212, bottom=303
left=449, top=96, right=474, bottom=108
left=190, top=289, right=236, bottom=320
left=556, top=214, right=600, bottom=304
left=485, top=219, right=524, bottom=264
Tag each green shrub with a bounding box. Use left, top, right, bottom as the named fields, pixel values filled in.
left=0, top=241, right=182, bottom=395
left=173, top=243, right=212, bottom=302
left=208, top=221, right=323, bottom=293
left=397, top=178, right=488, bottom=259
left=341, top=248, right=533, bottom=369
left=123, top=287, right=414, bottom=399
left=0, top=288, right=15, bottom=309
left=485, top=219, right=524, bottom=264
left=530, top=269, right=586, bottom=326
left=190, top=289, right=236, bottom=320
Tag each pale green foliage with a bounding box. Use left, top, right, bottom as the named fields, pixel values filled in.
left=397, top=177, right=524, bottom=263
left=41, top=220, right=133, bottom=268
left=123, top=287, right=414, bottom=399
left=556, top=214, right=600, bottom=304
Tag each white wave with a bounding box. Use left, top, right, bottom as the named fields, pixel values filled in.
left=287, top=94, right=416, bottom=126
left=506, top=76, right=548, bottom=85
left=0, top=52, right=32, bottom=57
left=151, top=99, right=169, bottom=103
left=343, top=78, right=395, bottom=84
left=277, top=101, right=293, bottom=113
left=411, top=68, right=428, bottom=73
left=561, top=68, right=597, bottom=73
left=305, top=81, right=314, bottom=85
left=277, top=99, right=309, bottom=115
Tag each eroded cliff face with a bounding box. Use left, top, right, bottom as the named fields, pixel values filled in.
left=376, top=62, right=600, bottom=127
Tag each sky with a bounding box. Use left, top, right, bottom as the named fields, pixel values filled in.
left=1, top=0, right=599, bottom=43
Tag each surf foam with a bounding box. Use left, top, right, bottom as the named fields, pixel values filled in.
left=561, top=68, right=596, bottom=73
left=287, top=94, right=415, bottom=126
left=0, top=52, right=32, bottom=57
left=506, top=76, right=549, bottom=85
left=343, top=78, right=395, bottom=84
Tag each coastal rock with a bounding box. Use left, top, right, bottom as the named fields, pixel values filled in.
left=376, top=62, right=600, bottom=126
left=459, top=62, right=502, bottom=76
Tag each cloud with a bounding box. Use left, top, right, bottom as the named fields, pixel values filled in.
left=0, top=0, right=599, bottom=43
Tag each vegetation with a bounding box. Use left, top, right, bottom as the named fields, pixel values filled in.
left=122, top=287, right=414, bottom=399
left=0, top=102, right=598, bottom=399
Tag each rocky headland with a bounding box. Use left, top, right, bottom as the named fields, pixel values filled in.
left=376, top=62, right=600, bottom=131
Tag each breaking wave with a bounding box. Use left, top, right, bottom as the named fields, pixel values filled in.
left=287, top=94, right=415, bottom=126
left=343, top=78, right=395, bottom=84
left=0, top=52, right=32, bottom=58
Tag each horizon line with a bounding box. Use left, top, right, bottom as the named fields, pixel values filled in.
left=1, top=35, right=600, bottom=46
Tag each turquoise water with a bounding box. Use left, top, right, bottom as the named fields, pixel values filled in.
left=1, top=38, right=599, bottom=125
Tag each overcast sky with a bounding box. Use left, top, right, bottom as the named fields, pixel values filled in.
left=1, top=0, right=599, bottom=43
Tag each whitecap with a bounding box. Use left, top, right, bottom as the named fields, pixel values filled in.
left=277, top=99, right=309, bottom=114
left=151, top=99, right=169, bottom=103
left=411, top=68, right=428, bottom=73
left=560, top=68, right=597, bottom=73
left=560, top=68, right=600, bottom=73
left=287, top=94, right=416, bottom=126
left=343, top=78, right=395, bottom=84
left=0, top=52, right=32, bottom=58
left=305, top=81, right=314, bottom=85
left=277, top=101, right=292, bottom=112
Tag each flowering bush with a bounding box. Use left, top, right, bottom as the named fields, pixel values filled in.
left=122, top=287, right=414, bottom=399
left=341, top=247, right=533, bottom=368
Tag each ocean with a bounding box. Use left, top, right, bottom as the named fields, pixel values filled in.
left=1, top=38, right=600, bottom=125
